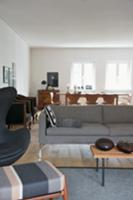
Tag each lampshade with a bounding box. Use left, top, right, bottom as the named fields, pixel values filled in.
left=41, top=80, right=47, bottom=85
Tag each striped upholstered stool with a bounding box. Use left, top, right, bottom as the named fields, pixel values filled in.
left=0, top=161, right=68, bottom=200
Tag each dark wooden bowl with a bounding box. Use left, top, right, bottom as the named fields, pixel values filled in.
left=117, top=141, right=133, bottom=153
left=95, top=138, right=114, bottom=151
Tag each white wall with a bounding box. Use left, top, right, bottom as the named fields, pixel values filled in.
left=30, top=47, right=133, bottom=96
left=0, top=18, right=29, bottom=95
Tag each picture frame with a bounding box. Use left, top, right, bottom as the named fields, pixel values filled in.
left=3, top=66, right=9, bottom=83
left=47, top=72, right=59, bottom=87
left=10, top=62, right=16, bottom=87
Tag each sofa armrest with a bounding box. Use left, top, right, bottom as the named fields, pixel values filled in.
left=39, top=110, right=47, bottom=144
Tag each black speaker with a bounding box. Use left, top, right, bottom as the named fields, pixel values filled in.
left=47, top=72, right=59, bottom=87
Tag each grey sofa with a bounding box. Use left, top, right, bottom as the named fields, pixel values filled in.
left=39, top=105, right=133, bottom=145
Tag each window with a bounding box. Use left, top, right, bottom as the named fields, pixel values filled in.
left=70, top=63, right=96, bottom=90
left=105, top=61, right=132, bottom=91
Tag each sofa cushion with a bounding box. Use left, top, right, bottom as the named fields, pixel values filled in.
left=103, top=105, right=133, bottom=124
left=50, top=105, right=103, bottom=123
left=106, top=123, right=133, bottom=136
left=47, top=123, right=109, bottom=136
left=56, top=118, right=82, bottom=128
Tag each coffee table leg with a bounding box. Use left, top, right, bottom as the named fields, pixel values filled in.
left=96, top=158, right=99, bottom=171
left=102, top=158, right=105, bottom=186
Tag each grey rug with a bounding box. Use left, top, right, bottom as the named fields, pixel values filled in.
left=58, top=168, right=133, bottom=200
left=42, top=144, right=133, bottom=168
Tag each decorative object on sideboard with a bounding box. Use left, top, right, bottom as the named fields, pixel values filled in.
left=86, top=85, right=92, bottom=90
left=86, top=85, right=92, bottom=93
left=81, top=86, right=84, bottom=93
left=41, top=80, right=47, bottom=89
left=117, top=141, right=133, bottom=153
left=74, top=85, right=77, bottom=93
left=66, top=84, right=70, bottom=93
left=95, top=138, right=114, bottom=151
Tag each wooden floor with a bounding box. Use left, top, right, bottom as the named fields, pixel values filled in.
left=16, top=122, right=133, bottom=168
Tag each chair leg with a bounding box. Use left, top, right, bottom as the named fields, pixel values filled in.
left=7, top=124, right=10, bottom=129
left=63, top=178, right=68, bottom=200
left=27, top=121, right=31, bottom=130
left=33, top=113, right=38, bottom=123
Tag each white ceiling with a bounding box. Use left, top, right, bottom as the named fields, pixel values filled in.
left=0, top=0, right=133, bottom=47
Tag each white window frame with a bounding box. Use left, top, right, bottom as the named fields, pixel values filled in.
left=70, top=62, right=96, bottom=91
left=105, top=60, right=132, bottom=93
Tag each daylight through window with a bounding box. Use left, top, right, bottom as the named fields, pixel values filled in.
left=70, top=63, right=96, bottom=91
left=105, top=61, right=132, bottom=91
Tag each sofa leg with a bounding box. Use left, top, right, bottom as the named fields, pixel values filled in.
left=38, top=144, right=44, bottom=161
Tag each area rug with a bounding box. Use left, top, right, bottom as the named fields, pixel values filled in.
left=57, top=168, right=133, bottom=200
left=42, top=144, right=133, bottom=168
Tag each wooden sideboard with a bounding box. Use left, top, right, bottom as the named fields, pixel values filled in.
left=37, top=90, right=60, bottom=110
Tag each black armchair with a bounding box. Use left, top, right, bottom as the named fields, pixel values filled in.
left=0, top=87, right=30, bottom=166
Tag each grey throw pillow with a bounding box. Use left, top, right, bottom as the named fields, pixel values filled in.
left=56, top=118, right=82, bottom=128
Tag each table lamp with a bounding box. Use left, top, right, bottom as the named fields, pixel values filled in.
left=41, top=80, right=47, bottom=89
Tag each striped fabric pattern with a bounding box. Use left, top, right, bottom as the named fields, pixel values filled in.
left=45, top=105, right=57, bottom=127
left=0, top=161, right=65, bottom=200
